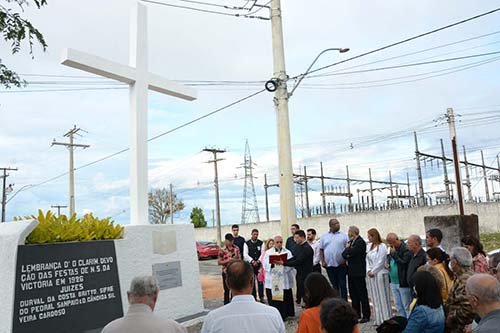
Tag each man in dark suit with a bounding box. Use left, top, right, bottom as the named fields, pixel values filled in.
left=285, top=223, right=300, bottom=257
left=282, top=229, right=313, bottom=305
left=342, top=226, right=370, bottom=323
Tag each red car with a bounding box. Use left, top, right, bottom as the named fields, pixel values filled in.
left=196, top=241, right=220, bottom=260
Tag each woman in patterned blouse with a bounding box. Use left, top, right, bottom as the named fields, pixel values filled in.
left=461, top=236, right=488, bottom=273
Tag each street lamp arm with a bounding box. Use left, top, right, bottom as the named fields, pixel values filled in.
left=5, top=184, right=33, bottom=204
left=289, top=47, right=349, bottom=97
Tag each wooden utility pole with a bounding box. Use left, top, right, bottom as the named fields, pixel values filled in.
left=51, top=205, right=67, bottom=217
left=204, top=148, right=226, bottom=245
left=1, top=167, right=17, bottom=222
left=270, top=0, right=297, bottom=238
left=52, top=126, right=90, bottom=216
left=446, top=108, right=464, bottom=215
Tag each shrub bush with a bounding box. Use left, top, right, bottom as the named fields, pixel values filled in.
left=15, top=210, right=124, bottom=244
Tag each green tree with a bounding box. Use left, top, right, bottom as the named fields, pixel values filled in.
left=148, top=187, right=185, bottom=224
left=190, top=207, right=207, bottom=228
left=1, top=0, right=48, bottom=88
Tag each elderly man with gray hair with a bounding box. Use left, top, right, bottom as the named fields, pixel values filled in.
left=103, top=275, right=186, bottom=333
left=466, top=274, right=500, bottom=332
left=445, top=247, right=475, bottom=333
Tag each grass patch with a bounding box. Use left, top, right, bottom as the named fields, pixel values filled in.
left=481, top=233, right=500, bottom=253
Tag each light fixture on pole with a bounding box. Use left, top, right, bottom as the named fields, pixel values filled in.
left=289, top=47, right=350, bottom=97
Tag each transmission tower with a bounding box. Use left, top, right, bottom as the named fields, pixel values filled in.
left=241, top=140, right=260, bottom=224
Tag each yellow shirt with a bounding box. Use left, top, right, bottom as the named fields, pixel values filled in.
left=435, top=263, right=453, bottom=302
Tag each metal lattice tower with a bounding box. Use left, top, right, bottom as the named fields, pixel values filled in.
left=241, top=140, right=260, bottom=224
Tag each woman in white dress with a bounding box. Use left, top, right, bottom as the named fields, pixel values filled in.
left=366, top=228, right=392, bottom=325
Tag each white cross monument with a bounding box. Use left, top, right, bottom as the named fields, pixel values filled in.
left=61, top=2, right=197, bottom=225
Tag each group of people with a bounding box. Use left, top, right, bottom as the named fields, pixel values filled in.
left=100, top=220, right=500, bottom=333
left=212, top=220, right=500, bottom=333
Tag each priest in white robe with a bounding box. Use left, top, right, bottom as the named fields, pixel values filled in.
left=263, top=235, right=295, bottom=320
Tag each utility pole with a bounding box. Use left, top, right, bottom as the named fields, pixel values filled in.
left=169, top=183, right=174, bottom=224
left=440, top=139, right=451, bottom=202
left=52, top=126, right=90, bottom=216
left=320, top=162, right=326, bottom=214
left=1, top=167, right=17, bottom=222
left=346, top=165, right=352, bottom=212
left=304, top=166, right=310, bottom=217
left=414, top=132, right=425, bottom=206
left=497, top=155, right=500, bottom=190
left=270, top=0, right=296, bottom=238
left=203, top=148, right=226, bottom=245
left=264, top=174, right=270, bottom=221
left=407, top=173, right=412, bottom=206
left=389, top=170, right=394, bottom=208
left=462, top=146, right=473, bottom=202
left=51, top=205, right=67, bottom=217
left=368, top=168, right=374, bottom=209
left=445, top=108, right=464, bottom=215
left=481, top=150, right=490, bottom=201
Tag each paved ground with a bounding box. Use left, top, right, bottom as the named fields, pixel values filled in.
left=189, top=259, right=377, bottom=333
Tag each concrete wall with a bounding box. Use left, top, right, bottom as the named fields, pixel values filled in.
left=194, top=202, right=500, bottom=242
left=116, top=224, right=204, bottom=320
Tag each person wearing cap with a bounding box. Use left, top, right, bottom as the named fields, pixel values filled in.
left=218, top=233, right=241, bottom=304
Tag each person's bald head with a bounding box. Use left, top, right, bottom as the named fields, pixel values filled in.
left=274, top=235, right=283, bottom=249
left=226, top=260, right=254, bottom=294
left=466, top=274, right=500, bottom=316
left=386, top=233, right=400, bottom=247
left=407, top=235, right=422, bottom=254
left=467, top=274, right=500, bottom=305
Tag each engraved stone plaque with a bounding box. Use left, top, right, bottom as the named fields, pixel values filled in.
left=152, top=261, right=182, bottom=290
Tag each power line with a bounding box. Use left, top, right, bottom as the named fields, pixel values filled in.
left=140, top=0, right=269, bottom=20
left=312, top=30, right=500, bottom=77
left=301, top=56, right=500, bottom=87
left=305, top=50, right=500, bottom=78
left=291, top=6, right=500, bottom=79
left=302, top=55, right=500, bottom=90
left=9, top=89, right=266, bottom=196
left=0, top=87, right=127, bottom=94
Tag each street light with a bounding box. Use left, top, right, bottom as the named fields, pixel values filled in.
left=5, top=184, right=33, bottom=204
left=289, top=47, right=350, bottom=97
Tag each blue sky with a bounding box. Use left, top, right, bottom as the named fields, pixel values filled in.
left=1, top=0, right=500, bottom=226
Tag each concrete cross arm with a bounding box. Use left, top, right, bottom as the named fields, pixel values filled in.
left=61, top=48, right=197, bottom=101
left=61, top=48, right=136, bottom=84
left=148, top=73, right=196, bottom=101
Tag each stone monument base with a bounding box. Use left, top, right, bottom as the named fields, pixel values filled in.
left=424, top=214, right=479, bottom=253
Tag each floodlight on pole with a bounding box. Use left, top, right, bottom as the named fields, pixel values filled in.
left=289, top=47, right=350, bottom=97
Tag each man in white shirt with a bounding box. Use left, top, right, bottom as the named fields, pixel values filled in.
left=307, top=228, right=321, bottom=273
left=102, top=275, right=186, bottom=333
left=202, top=260, right=285, bottom=333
